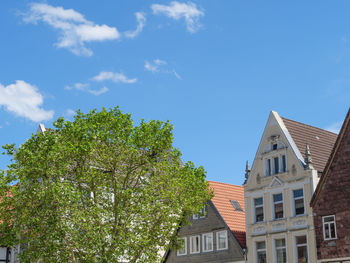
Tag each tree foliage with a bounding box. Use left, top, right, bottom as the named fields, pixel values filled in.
left=0, top=107, right=212, bottom=263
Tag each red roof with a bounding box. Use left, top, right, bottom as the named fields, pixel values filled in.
left=282, top=117, right=338, bottom=173
left=208, top=181, right=246, bottom=248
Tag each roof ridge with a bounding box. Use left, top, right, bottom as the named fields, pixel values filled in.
left=207, top=180, right=243, bottom=189
left=281, top=116, right=338, bottom=135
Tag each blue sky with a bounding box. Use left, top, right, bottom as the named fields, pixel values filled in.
left=0, top=0, right=349, bottom=186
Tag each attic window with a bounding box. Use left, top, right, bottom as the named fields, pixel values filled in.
left=273, top=143, right=278, bottom=150
left=230, top=200, right=243, bottom=211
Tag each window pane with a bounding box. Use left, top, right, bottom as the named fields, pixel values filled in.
left=256, top=207, right=264, bottom=222
left=330, top=223, right=336, bottom=238
left=267, top=159, right=271, bottom=176
left=325, top=224, right=330, bottom=239
left=0, top=248, right=6, bottom=260
left=255, top=197, right=263, bottom=206
left=203, top=234, right=213, bottom=251
left=297, top=246, right=308, bottom=263
left=295, top=199, right=304, bottom=215
left=256, top=241, right=265, bottom=249
left=276, top=248, right=287, bottom=263
left=275, top=239, right=285, bottom=247
left=257, top=251, right=266, bottom=263
left=296, top=236, right=307, bottom=245
left=324, top=216, right=334, bottom=222
left=218, top=231, right=227, bottom=249
left=293, top=189, right=303, bottom=198
left=275, top=203, right=283, bottom=219
left=274, top=157, right=279, bottom=174
left=273, top=193, right=283, bottom=202
left=282, top=155, right=286, bottom=172
left=177, top=238, right=186, bottom=255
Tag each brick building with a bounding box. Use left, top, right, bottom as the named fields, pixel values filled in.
left=311, top=109, right=350, bottom=263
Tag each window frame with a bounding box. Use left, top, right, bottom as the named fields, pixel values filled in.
left=255, top=240, right=267, bottom=263
left=273, top=237, right=288, bottom=263
left=190, top=235, right=201, bottom=254
left=272, top=193, right=284, bottom=220
left=254, top=197, right=264, bottom=223
left=322, top=215, right=337, bottom=240
left=292, top=188, right=305, bottom=216
left=202, top=232, right=213, bottom=252
left=216, top=230, right=228, bottom=250
left=293, top=233, right=308, bottom=263
left=177, top=237, right=187, bottom=256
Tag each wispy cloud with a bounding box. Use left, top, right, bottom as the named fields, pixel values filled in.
left=144, top=59, right=167, bottom=72
left=125, top=12, right=146, bottom=39
left=144, top=59, right=181, bottom=79
left=0, top=80, right=54, bottom=122
left=23, top=3, right=146, bottom=56
left=325, top=121, right=342, bottom=134
left=92, top=72, right=137, bottom=83
left=65, top=82, right=109, bottom=96
left=151, top=1, right=204, bottom=33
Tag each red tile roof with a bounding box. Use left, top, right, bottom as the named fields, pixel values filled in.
left=282, top=117, right=338, bottom=172
left=208, top=181, right=246, bottom=248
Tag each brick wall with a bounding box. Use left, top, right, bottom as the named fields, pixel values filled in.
left=312, top=120, right=350, bottom=260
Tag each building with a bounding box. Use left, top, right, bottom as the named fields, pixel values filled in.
left=163, top=181, right=246, bottom=263
left=311, top=109, right=350, bottom=263
left=244, top=111, right=337, bottom=263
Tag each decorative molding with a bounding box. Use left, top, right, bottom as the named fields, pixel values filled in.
left=253, top=225, right=266, bottom=235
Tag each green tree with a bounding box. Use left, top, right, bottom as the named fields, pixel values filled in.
left=0, top=107, right=212, bottom=263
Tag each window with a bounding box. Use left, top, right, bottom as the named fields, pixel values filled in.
left=273, top=143, right=278, bottom=150
left=293, top=189, right=304, bottom=216
left=230, top=200, right=243, bottom=211
left=275, top=238, right=287, bottom=263
left=177, top=237, right=187, bottom=256
left=0, top=248, right=10, bottom=263
left=190, top=235, right=200, bottom=254
left=202, top=233, right=213, bottom=252
left=193, top=206, right=206, bottom=220
left=322, top=215, right=337, bottom=240
left=282, top=155, right=286, bottom=172
left=256, top=241, right=266, bottom=263
left=267, top=159, right=272, bottom=176
left=254, top=197, right=264, bottom=222
left=274, top=157, right=279, bottom=174
left=216, top=230, right=228, bottom=250
left=273, top=193, right=283, bottom=219
left=295, top=236, right=308, bottom=263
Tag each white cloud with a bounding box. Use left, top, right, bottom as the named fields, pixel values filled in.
left=65, top=82, right=109, bottom=96
left=151, top=1, right=204, bottom=33
left=65, top=109, right=75, bottom=116
left=144, top=59, right=181, bottom=79
left=0, top=80, right=54, bottom=122
left=24, top=3, right=120, bottom=56
left=124, top=12, right=146, bottom=39
left=325, top=121, right=342, bottom=134
left=92, top=72, right=137, bottom=83
left=144, top=59, right=167, bottom=72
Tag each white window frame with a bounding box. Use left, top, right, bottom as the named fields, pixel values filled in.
left=291, top=187, right=305, bottom=217
left=322, top=215, right=337, bottom=240
left=254, top=196, right=264, bottom=223
left=216, top=230, right=228, bottom=250
left=202, top=232, right=213, bottom=252
left=292, top=232, right=309, bottom=263
left=255, top=240, right=267, bottom=263
left=190, top=235, right=200, bottom=254
left=177, top=237, right=187, bottom=256
left=272, top=234, right=288, bottom=263
left=272, top=192, right=284, bottom=220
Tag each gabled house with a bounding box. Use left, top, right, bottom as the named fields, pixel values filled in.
left=311, top=108, right=350, bottom=263
left=163, top=181, right=246, bottom=263
left=244, top=111, right=337, bottom=263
